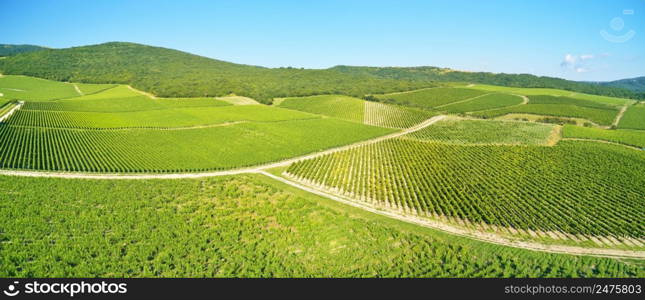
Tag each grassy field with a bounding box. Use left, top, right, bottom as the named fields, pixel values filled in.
left=1, top=174, right=641, bottom=277
left=562, top=125, right=645, bottom=148
left=374, top=88, right=487, bottom=109
left=9, top=105, right=319, bottom=129
left=0, top=75, right=80, bottom=101
left=405, top=118, right=554, bottom=145
left=439, top=93, right=524, bottom=113
left=0, top=118, right=394, bottom=172
left=618, top=103, right=645, bottom=130
left=287, top=139, right=645, bottom=240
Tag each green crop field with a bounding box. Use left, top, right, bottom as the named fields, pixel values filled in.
left=618, top=104, right=645, bottom=130
left=439, top=93, right=524, bottom=113
left=563, top=125, right=645, bottom=148
left=374, top=88, right=487, bottom=109
left=0, top=118, right=394, bottom=172
left=527, top=95, right=619, bottom=110
left=25, top=85, right=232, bottom=112
left=471, top=103, right=618, bottom=126
left=458, top=83, right=633, bottom=107
left=286, top=139, right=645, bottom=240
left=278, top=95, right=364, bottom=122
left=1, top=174, right=641, bottom=277
left=9, top=105, right=319, bottom=129
left=405, top=118, right=555, bottom=145
left=363, top=101, right=435, bottom=129
left=278, top=94, right=435, bottom=128
left=0, top=75, right=80, bottom=101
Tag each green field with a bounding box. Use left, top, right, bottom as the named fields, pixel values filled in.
left=278, top=95, right=365, bottom=122
left=1, top=174, right=641, bottom=277
left=277, top=94, right=435, bottom=128
left=457, top=83, right=633, bottom=107
left=405, top=118, right=555, bottom=145
left=439, top=93, right=524, bottom=113
left=24, top=85, right=231, bottom=112
left=9, top=105, right=319, bottom=129
left=471, top=103, right=618, bottom=126
left=618, top=104, right=645, bottom=130
left=0, top=75, right=80, bottom=101
left=287, top=139, right=644, bottom=240
left=374, top=88, right=487, bottom=109
left=562, top=125, right=645, bottom=148
left=0, top=118, right=394, bottom=172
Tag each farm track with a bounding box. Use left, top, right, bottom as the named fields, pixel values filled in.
left=72, top=84, right=83, bottom=96
left=0, top=115, right=446, bottom=179
left=434, top=93, right=492, bottom=108
left=127, top=85, right=157, bottom=99
left=612, top=104, right=629, bottom=127
left=265, top=171, right=645, bottom=259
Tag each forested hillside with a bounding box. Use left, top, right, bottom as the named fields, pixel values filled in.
left=0, top=42, right=641, bottom=104
left=0, top=44, right=47, bottom=56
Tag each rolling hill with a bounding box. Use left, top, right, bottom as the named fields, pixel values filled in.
left=594, top=76, right=645, bottom=93
left=0, top=42, right=642, bottom=105
left=0, top=44, right=48, bottom=57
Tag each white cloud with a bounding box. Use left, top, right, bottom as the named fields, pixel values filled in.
left=560, top=53, right=609, bottom=73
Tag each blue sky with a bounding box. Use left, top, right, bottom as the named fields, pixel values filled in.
left=1, top=0, right=643, bottom=81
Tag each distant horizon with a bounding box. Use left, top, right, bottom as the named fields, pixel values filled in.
left=2, top=0, right=644, bottom=81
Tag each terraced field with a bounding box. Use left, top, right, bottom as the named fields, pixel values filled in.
left=286, top=139, right=644, bottom=241
left=405, top=118, right=555, bottom=145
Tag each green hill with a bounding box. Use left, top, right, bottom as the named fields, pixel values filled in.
left=0, top=42, right=640, bottom=104
left=331, top=65, right=643, bottom=100
left=0, top=44, right=47, bottom=57
left=596, top=76, right=645, bottom=93
left=0, top=42, right=431, bottom=104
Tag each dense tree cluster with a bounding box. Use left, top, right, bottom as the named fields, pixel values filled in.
left=0, top=44, right=47, bottom=57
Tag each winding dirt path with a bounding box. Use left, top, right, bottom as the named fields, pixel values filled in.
left=612, top=104, right=629, bottom=127
left=73, top=84, right=83, bottom=96
left=127, top=85, right=157, bottom=99
left=267, top=171, right=645, bottom=259
left=0, top=115, right=446, bottom=179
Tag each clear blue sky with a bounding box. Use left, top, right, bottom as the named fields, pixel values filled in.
left=1, top=0, right=643, bottom=81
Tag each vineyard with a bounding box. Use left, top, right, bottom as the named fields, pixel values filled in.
left=405, top=118, right=554, bottom=145
left=278, top=94, right=434, bottom=129
left=374, top=87, right=487, bottom=109
left=562, top=125, right=645, bottom=148
left=8, top=105, right=319, bottom=129
left=277, top=95, right=364, bottom=122
left=0, top=174, right=641, bottom=277
left=0, top=118, right=394, bottom=172
left=471, top=103, right=618, bottom=126
left=439, top=93, right=524, bottom=113
left=363, top=101, right=435, bottom=129
left=285, top=139, right=645, bottom=243
left=618, top=103, right=645, bottom=130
